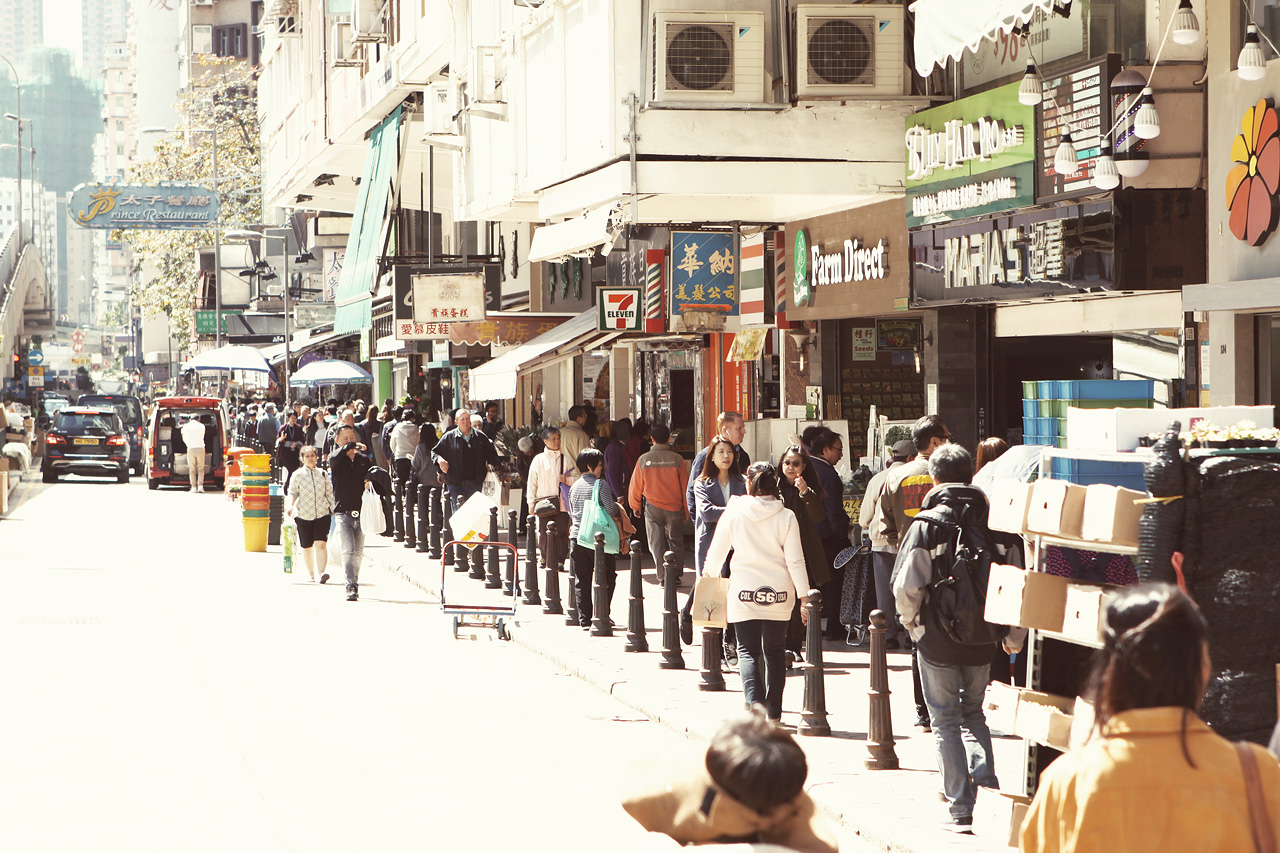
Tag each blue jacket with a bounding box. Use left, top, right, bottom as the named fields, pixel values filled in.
left=692, top=475, right=747, bottom=576
left=809, top=456, right=849, bottom=546
left=685, top=443, right=751, bottom=517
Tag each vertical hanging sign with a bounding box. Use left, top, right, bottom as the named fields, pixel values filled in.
left=645, top=249, right=665, bottom=333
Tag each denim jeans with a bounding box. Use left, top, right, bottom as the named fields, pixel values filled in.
left=734, top=619, right=789, bottom=720
left=643, top=504, right=685, bottom=576
left=331, top=512, right=365, bottom=588
left=917, top=655, right=998, bottom=820
left=871, top=550, right=900, bottom=643
left=446, top=480, right=483, bottom=512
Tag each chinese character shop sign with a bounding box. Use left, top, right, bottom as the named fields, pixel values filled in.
left=396, top=272, right=487, bottom=340
left=67, top=182, right=220, bottom=230
left=669, top=231, right=738, bottom=316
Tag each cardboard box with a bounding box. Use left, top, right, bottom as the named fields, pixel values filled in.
left=983, top=681, right=1021, bottom=735
left=1025, top=479, right=1087, bottom=539
left=1066, top=405, right=1275, bottom=452
left=1069, top=695, right=1096, bottom=750
left=973, top=786, right=1031, bottom=848
left=1014, top=689, right=1076, bottom=750
left=1081, top=484, right=1146, bottom=546
left=988, top=481, right=1033, bottom=535
left=985, top=563, right=1070, bottom=632
left=1060, top=582, right=1116, bottom=645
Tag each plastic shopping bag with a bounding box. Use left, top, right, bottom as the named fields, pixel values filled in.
left=449, top=491, right=499, bottom=543
left=282, top=516, right=295, bottom=573
left=360, top=488, right=386, bottom=536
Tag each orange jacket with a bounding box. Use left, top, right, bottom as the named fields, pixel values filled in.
left=629, top=444, right=689, bottom=514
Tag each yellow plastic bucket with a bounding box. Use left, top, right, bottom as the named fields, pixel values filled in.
left=243, top=518, right=270, bottom=552
left=241, top=453, right=272, bottom=471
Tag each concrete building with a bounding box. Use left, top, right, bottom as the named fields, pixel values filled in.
left=82, top=0, right=134, bottom=80
left=178, top=0, right=259, bottom=91
left=0, top=0, right=44, bottom=73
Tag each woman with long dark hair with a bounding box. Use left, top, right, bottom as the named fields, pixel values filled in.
left=777, top=444, right=829, bottom=662
left=1021, top=583, right=1280, bottom=851
left=702, top=463, right=810, bottom=725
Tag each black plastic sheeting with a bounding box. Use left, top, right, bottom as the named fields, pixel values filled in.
left=1135, top=422, right=1182, bottom=585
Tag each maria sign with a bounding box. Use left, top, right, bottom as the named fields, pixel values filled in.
left=68, top=182, right=220, bottom=230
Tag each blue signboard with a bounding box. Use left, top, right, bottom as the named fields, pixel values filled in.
left=669, top=231, right=738, bottom=316
left=67, top=182, right=220, bottom=230
left=27, top=349, right=44, bottom=366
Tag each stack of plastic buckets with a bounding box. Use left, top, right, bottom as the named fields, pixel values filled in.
left=241, top=453, right=272, bottom=551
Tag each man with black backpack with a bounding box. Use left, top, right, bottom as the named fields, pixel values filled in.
left=891, top=443, right=1026, bottom=834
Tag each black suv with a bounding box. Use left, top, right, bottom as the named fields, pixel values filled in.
left=42, top=407, right=130, bottom=483
left=76, top=394, right=146, bottom=475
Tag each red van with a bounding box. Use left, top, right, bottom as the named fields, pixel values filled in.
left=146, top=396, right=231, bottom=490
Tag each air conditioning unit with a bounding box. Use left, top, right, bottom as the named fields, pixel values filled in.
left=353, top=0, right=388, bottom=43
left=471, top=46, right=503, bottom=104
left=795, top=4, right=904, bottom=98
left=331, top=20, right=362, bottom=68
left=652, top=10, right=766, bottom=103
left=422, top=82, right=465, bottom=149
left=192, top=0, right=213, bottom=6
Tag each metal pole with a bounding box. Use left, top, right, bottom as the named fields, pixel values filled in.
left=282, top=232, right=290, bottom=406
left=212, top=129, right=221, bottom=348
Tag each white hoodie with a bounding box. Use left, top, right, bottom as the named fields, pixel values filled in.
left=702, top=495, right=810, bottom=623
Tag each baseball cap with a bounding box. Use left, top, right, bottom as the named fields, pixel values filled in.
left=892, top=440, right=916, bottom=457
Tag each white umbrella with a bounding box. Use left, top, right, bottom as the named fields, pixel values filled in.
left=182, top=344, right=273, bottom=373
left=288, top=359, right=373, bottom=386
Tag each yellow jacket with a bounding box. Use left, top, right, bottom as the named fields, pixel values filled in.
left=1021, top=707, right=1280, bottom=852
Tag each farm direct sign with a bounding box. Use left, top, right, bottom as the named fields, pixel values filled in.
left=68, top=182, right=220, bottom=230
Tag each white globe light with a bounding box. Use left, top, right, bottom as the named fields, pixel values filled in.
left=1094, top=151, right=1121, bottom=191
left=1018, top=63, right=1043, bottom=106
left=1054, top=133, right=1079, bottom=176
left=1115, top=157, right=1150, bottom=178
left=1239, top=25, right=1267, bottom=81
left=1133, top=87, right=1160, bottom=140
left=1171, top=0, right=1200, bottom=46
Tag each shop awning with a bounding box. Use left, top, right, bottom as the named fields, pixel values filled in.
left=1183, top=278, right=1280, bottom=313
left=469, top=310, right=619, bottom=400
left=333, top=107, right=402, bottom=334
left=261, top=327, right=358, bottom=366
left=909, top=0, right=1055, bottom=77
left=527, top=205, right=621, bottom=263
left=993, top=291, right=1184, bottom=337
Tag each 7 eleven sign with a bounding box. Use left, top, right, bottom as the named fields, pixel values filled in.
left=596, top=286, right=644, bottom=332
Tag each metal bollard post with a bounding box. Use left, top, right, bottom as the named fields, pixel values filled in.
left=542, top=520, right=563, bottom=615
left=504, top=509, right=518, bottom=596
left=442, top=494, right=456, bottom=572
left=798, top=589, right=831, bottom=737
left=700, top=626, right=726, bottom=691
left=623, top=540, right=648, bottom=653
left=416, top=484, right=430, bottom=553
left=865, top=610, right=900, bottom=768
left=659, top=551, right=685, bottom=670
left=590, top=531, right=613, bottom=637
left=392, top=470, right=405, bottom=542
left=467, top=505, right=487, bottom=580
left=427, top=485, right=442, bottom=559
left=403, top=479, right=417, bottom=549
left=522, top=510, right=542, bottom=606
left=484, top=506, right=502, bottom=588
left=565, top=566, right=581, bottom=627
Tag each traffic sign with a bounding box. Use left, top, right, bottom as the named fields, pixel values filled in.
left=28, top=366, right=43, bottom=387
left=72, top=342, right=85, bottom=354
left=27, top=349, right=44, bottom=366
left=71, top=329, right=86, bottom=344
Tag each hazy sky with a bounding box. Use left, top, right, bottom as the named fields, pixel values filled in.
left=43, top=0, right=85, bottom=66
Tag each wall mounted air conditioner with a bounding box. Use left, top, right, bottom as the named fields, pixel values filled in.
left=652, top=10, right=766, bottom=103
left=422, top=83, right=465, bottom=149
left=471, top=46, right=503, bottom=104
left=192, top=0, right=213, bottom=7
left=353, top=0, right=387, bottom=43
left=795, top=4, right=904, bottom=98
left=331, top=20, right=362, bottom=68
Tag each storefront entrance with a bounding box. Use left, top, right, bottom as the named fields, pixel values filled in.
left=637, top=344, right=701, bottom=455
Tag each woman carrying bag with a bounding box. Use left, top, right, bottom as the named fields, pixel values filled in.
left=681, top=437, right=748, bottom=648
left=567, top=448, right=622, bottom=629
left=702, top=463, right=811, bottom=726
left=285, top=445, right=334, bottom=584
left=527, top=426, right=578, bottom=573
left=1021, top=583, right=1280, bottom=853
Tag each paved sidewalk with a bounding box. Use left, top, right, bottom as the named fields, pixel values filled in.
left=365, top=532, right=1023, bottom=853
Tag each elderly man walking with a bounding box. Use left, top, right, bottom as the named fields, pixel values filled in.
left=431, top=408, right=500, bottom=511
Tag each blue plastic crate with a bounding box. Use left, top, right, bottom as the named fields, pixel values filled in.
left=1056, top=380, right=1078, bottom=399
left=1037, top=381, right=1056, bottom=399
left=1040, top=417, right=1059, bottom=437
left=1075, top=380, right=1156, bottom=400
left=1022, top=399, right=1038, bottom=418
left=1023, top=417, right=1040, bottom=437
left=1046, top=458, right=1146, bottom=491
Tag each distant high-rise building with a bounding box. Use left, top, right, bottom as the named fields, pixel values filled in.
left=0, top=0, right=45, bottom=72
left=82, top=0, right=133, bottom=80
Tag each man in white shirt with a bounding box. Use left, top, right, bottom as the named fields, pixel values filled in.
left=180, top=415, right=209, bottom=493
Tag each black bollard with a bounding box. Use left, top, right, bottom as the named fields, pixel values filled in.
left=798, top=589, right=831, bottom=737
left=522, top=508, right=542, bottom=606
left=865, top=610, right=900, bottom=769
left=442, top=494, right=456, bottom=572
left=393, top=469, right=405, bottom=542
left=659, top=551, right=685, bottom=670
left=700, top=625, right=726, bottom=691
left=504, top=509, right=518, bottom=596
left=467, top=505, right=488, bottom=580
left=484, top=506, right=502, bottom=588
left=427, top=485, right=442, bottom=559
left=403, top=479, right=417, bottom=549
left=416, top=484, right=430, bottom=553
left=590, top=531, right=613, bottom=637
left=623, top=540, right=648, bottom=653
left=542, top=520, right=563, bottom=615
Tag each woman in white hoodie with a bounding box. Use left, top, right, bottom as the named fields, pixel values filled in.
left=703, top=463, right=812, bottom=724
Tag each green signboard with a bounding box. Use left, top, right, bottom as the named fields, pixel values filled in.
left=194, top=309, right=243, bottom=335
left=904, top=82, right=1036, bottom=228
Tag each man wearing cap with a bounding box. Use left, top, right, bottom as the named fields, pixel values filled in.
left=858, top=439, right=916, bottom=649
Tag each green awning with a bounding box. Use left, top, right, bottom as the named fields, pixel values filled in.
left=334, top=107, right=401, bottom=334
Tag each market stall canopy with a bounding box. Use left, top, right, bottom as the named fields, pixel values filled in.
left=469, top=310, right=618, bottom=400
left=528, top=205, right=623, bottom=263
left=182, top=344, right=273, bottom=373
left=910, top=0, right=1056, bottom=77
left=288, top=359, right=373, bottom=386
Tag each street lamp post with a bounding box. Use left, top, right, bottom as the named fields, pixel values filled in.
left=0, top=54, right=21, bottom=247
left=227, top=229, right=290, bottom=405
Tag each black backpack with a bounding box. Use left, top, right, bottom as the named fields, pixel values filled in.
left=919, top=514, right=1010, bottom=647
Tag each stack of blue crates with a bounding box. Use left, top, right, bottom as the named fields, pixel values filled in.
left=1021, top=379, right=1156, bottom=448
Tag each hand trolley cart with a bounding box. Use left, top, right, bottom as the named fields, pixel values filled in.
left=441, top=539, right=519, bottom=640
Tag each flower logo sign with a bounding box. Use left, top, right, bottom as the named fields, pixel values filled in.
left=1226, top=99, right=1280, bottom=246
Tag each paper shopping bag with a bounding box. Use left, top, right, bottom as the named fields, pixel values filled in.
left=691, top=577, right=730, bottom=629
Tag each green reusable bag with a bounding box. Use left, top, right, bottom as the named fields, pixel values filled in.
left=576, top=480, right=621, bottom=554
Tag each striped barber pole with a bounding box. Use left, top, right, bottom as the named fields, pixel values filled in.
left=773, top=231, right=787, bottom=326
left=738, top=234, right=766, bottom=325
left=645, top=248, right=665, bottom=333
